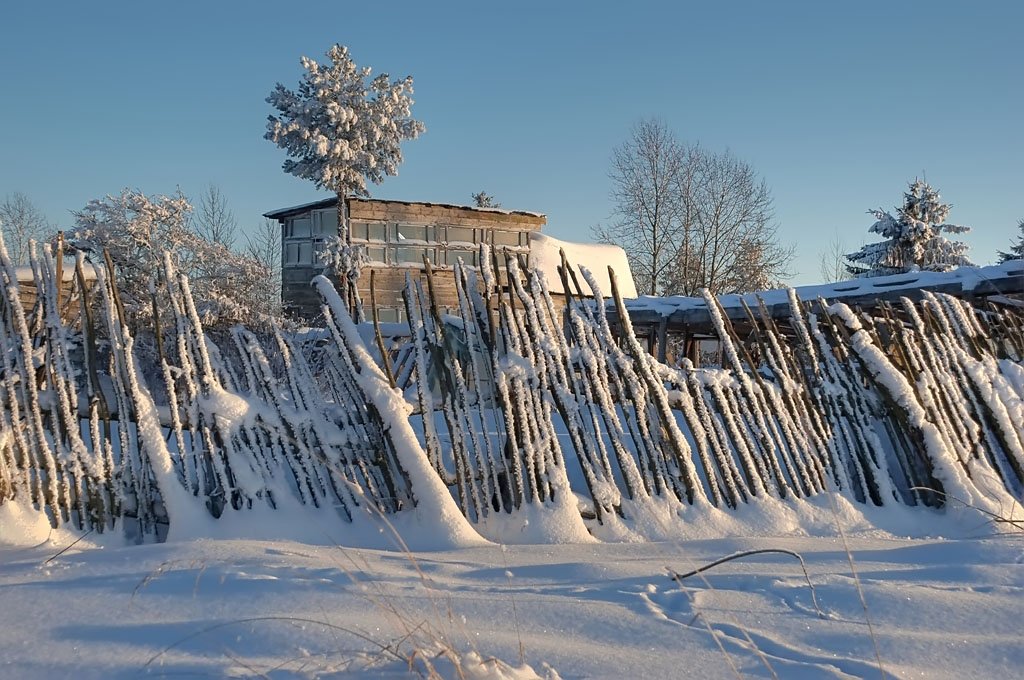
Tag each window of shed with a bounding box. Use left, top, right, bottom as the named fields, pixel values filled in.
left=312, top=239, right=328, bottom=264
left=492, top=230, right=521, bottom=247
left=396, top=224, right=430, bottom=242
left=312, top=209, right=338, bottom=236
left=376, top=307, right=404, bottom=323
left=445, top=249, right=480, bottom=267
left=349, top=221, right=368, bottom=241
left=445, top=226, right=475, bottom=244
left=284, top=241, right=314, bottom=266
left=286, top=217, right=312, bottom=238
left=393, top=246, right=437, bottom=265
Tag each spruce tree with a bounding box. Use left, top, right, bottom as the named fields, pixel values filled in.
left=998, top=218, right=1024, bottom=262
left=847, top=179, right=972, bottom=277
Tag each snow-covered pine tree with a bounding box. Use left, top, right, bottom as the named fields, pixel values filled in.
left=846, top=179, right=973, bottom=277
left=998, top=218, right=1024, bottom=262
left=265, top=44, right=424, bottom=201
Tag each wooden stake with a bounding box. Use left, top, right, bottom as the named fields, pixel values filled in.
left=370, top=270, right=397, bottom=389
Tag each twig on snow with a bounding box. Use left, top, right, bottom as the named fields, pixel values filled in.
left=667, top=547, right=825, bottom=619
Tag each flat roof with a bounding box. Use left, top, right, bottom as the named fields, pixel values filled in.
left=263, top=196, right=546, bottom=220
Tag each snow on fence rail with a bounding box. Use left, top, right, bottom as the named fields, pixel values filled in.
left=1, top=231, right=1023, bottom=545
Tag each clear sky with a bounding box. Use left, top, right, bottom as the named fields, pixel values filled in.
left=1, top=0, right=1020, bottom=284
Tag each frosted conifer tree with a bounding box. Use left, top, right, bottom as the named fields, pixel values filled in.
left=998, top=218, right=1024, bottom=262
left=471, top=191, right=501, bottom=209
left=264, top=44, right=425, bottom=204
left=846, top=179, right=972, bottom=277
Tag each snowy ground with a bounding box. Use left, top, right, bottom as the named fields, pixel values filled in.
left=2, top=503, right=1023, bottom=679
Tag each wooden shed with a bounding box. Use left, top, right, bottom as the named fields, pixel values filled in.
left=264, top=196, right=548, bottom=321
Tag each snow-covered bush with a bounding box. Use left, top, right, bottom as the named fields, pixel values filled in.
left=847, top=179, right=972, bottom=278
left=319, top=236, right=369, bottom=322
left=71, top=188, right=277, bottom=328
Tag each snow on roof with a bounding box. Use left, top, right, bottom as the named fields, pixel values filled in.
left=622, top=259, right=1024, bottom=318
left=262, top=197, right=338, bottom=219
left=352, top=197, right=545, bottom=218
left=529, top=232, right=638, bottom=299
left=14, top=261, right=98, bottom=283
left=263, top=196, right=546, bottom=220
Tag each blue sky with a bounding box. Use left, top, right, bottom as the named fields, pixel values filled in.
left=1, top=0, right=1020, bottom=284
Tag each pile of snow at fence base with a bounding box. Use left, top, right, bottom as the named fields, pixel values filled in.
left=2, top=497, right=1023, bottom=679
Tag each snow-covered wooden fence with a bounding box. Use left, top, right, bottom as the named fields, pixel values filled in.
left=2, top=230, right=1023, bottom=544
left=0, top=235, right=469, bottom=543
left=397, top=244, right=1024, bottom=538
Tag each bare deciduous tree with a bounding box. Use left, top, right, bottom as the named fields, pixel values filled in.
left=0, top=192, right=51, bottom=265
left=818, top=234, right=849, bottom=283
left=676, top=149, right=790, bottom=295
left=245, top=218, right=283, bottom=317
left=594, top=119, right=689, bottom=296
left=596, top=120, right=792, bottom=297
left=192, top=184, right=237, bottom=248
left=719, top=231, right=794, bottom=294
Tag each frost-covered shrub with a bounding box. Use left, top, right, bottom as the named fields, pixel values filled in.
left=70, top=188, right=278, bottom=329
left=319, top=236, right=369, bottom=322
